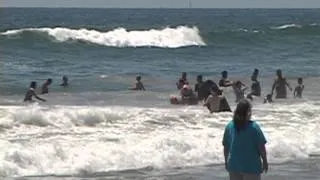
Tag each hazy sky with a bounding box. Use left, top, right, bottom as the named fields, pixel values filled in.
left=2, top=0, right=320, bottom=8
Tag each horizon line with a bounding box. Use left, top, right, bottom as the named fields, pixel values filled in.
left=1, top=6, right=320, bottom=9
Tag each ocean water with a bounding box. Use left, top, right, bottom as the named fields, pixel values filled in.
left=0, top=8, right=320, bottom=179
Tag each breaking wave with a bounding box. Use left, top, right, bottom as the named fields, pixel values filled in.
left=0, top=26, right=206, bottom=48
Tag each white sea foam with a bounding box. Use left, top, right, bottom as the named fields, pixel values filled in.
left=0, top=26, right=206, bottom=48
left=272, top=24, right=302, bottom=30
left=0, top=101, right=319, bottom=177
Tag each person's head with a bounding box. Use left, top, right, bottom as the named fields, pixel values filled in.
left=276, top=69, right=282, bottom=78
left=264, top=94, right=273, bottom=103
left=63, top=76, right=68, bottom=82
left=298, top=77, right=303, bottom=84
left=182, top=84, right=190, bottom=90
left=252, top=69, right=259, bottom=81
left=221, top=71, right=228, bottom=79
left=182, top=72, right=187, bottom=79
left=170, top=96, right=179, bottom=104
left=30, top=81, right=37, bottom=89
left=136, top=76, right=141, bottom=81
left=47, top=78, right=52, bottom=85
left=233, top=99, right=252, bottom=131
left=197, top=75, right=203, bottom=83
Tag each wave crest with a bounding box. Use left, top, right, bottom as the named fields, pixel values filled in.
left=271, top=24, right=303, bottom=30
left=0, top=26, right=206, bottom=48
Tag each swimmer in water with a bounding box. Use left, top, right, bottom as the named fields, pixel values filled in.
left=247, top=69, right=261, bottom=100
left=180, top=84, right=197, bottom=104
left=60, top=76, right=69, bottom=87
left=232, top=81, right=248, bottom=103
left=263, top=94, right=273, bottom=104
left=194, top=75, right=204, bottom=100
left=219, top=71, right=233, bottom=87
left=176, top=72, right=188, bottom=90
left=24, top=81, right=46, bottom=102
left=271, top=69, right=292, bottom=99
left=129, top=76, right=145, bottom=91
left=204, top=87, right=224, bottom=113
left=41, top=78, right=52, bottom=94
left=294, top=77, right=304, bottom=98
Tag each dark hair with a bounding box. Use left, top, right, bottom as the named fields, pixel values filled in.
left=136, top=76, right=141, bottom=81
left=182, top=72, right=187, bottom=77
left=252, top=69, right=259, bottom=80
left=298, top=77, right=303, bottom=83
left=197, top=75, right=203, bottom=80
left=47, top=78, right=53, bottom=83
left=221, top=71, right=228, bottom=77
left=233, top=99, right=252, bottom=131
left=63, top=76, right=68, bottom=81
left=30, top=81, right=37, bottom=88
left=276, top=69, right=282, bottom=78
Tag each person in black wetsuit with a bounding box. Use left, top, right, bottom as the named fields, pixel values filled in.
left=194, top=75, right=204, bottom=100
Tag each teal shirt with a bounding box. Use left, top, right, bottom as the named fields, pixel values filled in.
left=223, top=120, right=267, bottom=174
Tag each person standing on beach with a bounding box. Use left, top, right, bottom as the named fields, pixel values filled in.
left=223, top=99, right=268, bottom=180
left=271, top=69, right=292, bottom=99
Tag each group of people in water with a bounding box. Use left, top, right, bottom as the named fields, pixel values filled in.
left=24, top=69, right=305, bottom=113
left=169, top=68, right=304, bottom=113
left=23, top=76, right=69, bottom=102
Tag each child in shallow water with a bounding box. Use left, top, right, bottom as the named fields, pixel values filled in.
left=129, top=76, right=145, bottom=91
left=294, top=77, right=304, bottom=98
left=60, top=76, right=69, bottom=87
left=263, top=94, right=273, bottom=104
left=232, top=81, right=248, bottom=103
